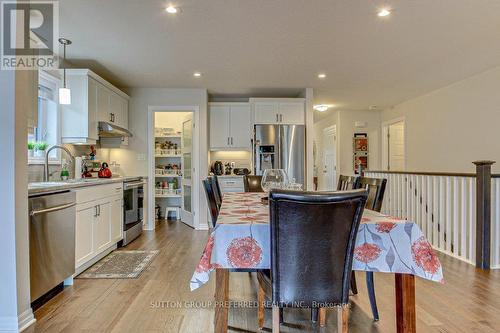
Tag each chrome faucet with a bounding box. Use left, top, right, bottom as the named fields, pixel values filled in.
left=44, top=145, right=75, bottom=181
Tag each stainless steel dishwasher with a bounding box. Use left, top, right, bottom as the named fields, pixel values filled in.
left=29, top=191, right=76, bottom=302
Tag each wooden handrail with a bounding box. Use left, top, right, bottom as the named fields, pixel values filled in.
left=365, top=170, right=476, bottom=177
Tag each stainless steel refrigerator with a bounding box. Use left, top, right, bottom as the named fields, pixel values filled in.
left=254, top=124, right=306, bottom=186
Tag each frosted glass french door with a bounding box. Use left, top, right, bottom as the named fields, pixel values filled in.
left=181, top=114, right=194, bottom=226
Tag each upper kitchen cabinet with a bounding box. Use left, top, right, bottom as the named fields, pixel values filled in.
left=60, top=69, right=129, bottom=145
left=251, top=98, right=305, bottom=125
left=209, top=102, right=252, bottom=150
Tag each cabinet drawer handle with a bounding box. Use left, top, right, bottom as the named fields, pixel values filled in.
left=230, top=137, right=233, bottom=145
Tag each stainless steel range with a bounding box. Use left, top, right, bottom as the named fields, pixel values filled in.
left=122, top=177, right=145, bottom=246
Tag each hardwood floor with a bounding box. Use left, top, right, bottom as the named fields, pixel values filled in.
left=27, top=220, right=500, bottom=333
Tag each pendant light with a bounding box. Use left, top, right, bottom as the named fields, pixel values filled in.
left=58, top=38, right=72, bottom=105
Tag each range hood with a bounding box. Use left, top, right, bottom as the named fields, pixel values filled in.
left=98, top=121, right=133, bottom=138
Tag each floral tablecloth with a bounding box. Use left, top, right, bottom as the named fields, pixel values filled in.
left=190, top=192, right=444, bottom=291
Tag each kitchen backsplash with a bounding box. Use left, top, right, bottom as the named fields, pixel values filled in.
left=209, top=151, right=252, bottom=173
left=28, top=144, right=114, bottom=182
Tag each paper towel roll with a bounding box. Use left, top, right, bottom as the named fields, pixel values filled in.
left=75, top=157, right=82, bottom=179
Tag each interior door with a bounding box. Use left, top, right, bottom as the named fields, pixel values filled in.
left=321, top=126, right=337, bottom=190
left=181, top=113, right=194, bottom=227
left=388, top=121, right=405, bottom=171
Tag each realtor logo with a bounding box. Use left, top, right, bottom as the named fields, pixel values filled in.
left=1, top=0, right=59, bottom=70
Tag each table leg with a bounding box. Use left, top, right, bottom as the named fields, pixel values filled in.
left=395, top=273, right=416, bottom=333
left=214, top=269, right=229, bottom=333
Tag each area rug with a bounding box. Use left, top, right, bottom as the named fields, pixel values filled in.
left=77, top=250, right=159, bottom=279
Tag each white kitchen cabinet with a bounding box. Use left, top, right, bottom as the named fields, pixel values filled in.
left=110, top=196, right=123, bottom=243
left=209, top=105, right=231, bottom=148
left=75, top=203, right=96, bottom=268
left=61, top=69, right=130, bottom=145
left=218, top=176, right=245, bottom=193
left=279, top=102, right=305, bottom=124
left=251, top=98, right=305, bottom=125
left=93, top=200, right=112, bottom=253
left=254, top=102, right=280, bottom=124
left=73, top=183, right=123, bottom=273
left=61, top=73, right=99, bottom=144
left=209, top=103, right=251, bottom=150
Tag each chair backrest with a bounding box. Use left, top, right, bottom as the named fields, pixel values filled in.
left=210, top=176, right=222, bottom=208
left=202, top=179, right=219, bottom=227
left=244, top=175, right=263, bottom=192
left=268, top=189, right=367, bottom=307
left=354, top=177, right=387, bottom=212
left=337, top=175, right=359, bottom=191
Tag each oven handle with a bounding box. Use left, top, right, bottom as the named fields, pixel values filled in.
left=124, top=181, right=145, bottom=190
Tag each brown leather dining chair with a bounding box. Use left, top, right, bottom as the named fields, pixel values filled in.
left=337, top=175, right=359, bottom=191
left=202, top=178, right=219, bottom=228
left=210, top=176, right=222, bottom=208
left=257, top=189, right=368, bottom=332
left=352, top=176, right=387, bottom=321
left=244, top=175, right=263, bottom=192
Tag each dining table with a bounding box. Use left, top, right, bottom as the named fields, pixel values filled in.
left=190, top=192, right=444, bottom=333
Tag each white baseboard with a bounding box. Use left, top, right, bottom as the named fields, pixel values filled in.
left=18, top=309, right=35, bottom=332
left=0, top=308, right=35, bottom=333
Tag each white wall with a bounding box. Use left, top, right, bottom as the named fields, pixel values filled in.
left=110, top=88, right=209, bottom=229
left=381, top=66, right=500, bottom=173
left=314, top=110, right=381, bottom=183
left=0, top=69, right=35, bottom=332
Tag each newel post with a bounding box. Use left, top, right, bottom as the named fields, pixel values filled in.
left=473, top=160, right=495, bottom=269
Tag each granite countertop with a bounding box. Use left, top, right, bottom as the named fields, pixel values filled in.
left=28, top=176, right=148, bottom=196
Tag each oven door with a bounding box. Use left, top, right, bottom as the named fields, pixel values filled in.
left=123, top=181, right=143, bottom=225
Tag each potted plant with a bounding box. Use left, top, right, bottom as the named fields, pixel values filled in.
left=34, top=141, right=48, bottom=158
left=27, top=141, right=35, bottom=158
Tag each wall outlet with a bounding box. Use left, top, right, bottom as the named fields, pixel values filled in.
left=137, top=153, right=146, bottom=161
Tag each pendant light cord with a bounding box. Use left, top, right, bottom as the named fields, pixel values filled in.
left=63, top=43, right=66, bottom=88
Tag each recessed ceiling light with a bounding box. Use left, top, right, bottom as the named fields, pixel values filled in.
left=313, top=104, right=332, bottom=112
left=317, top=73, right=326, bottom=79
left=193, top=72, right=202, bottom=77
left=377, top=8, right=391, bottom=17
left=166, top=6, right=178, bottom=14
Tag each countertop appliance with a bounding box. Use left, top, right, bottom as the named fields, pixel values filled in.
left=213, top=161, right=224, bottom=175
left=254, top=124, right=305, bottom=185
left=29, top=191, right=76, bottom=303
left=122, top=177, right=144, bottom=246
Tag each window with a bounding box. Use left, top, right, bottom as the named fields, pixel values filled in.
left=28, top=71, right=60, bottom=163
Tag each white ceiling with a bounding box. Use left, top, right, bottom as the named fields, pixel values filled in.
left=60, top=0, right=500, bottom=116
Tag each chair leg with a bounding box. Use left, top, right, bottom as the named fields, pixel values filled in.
left=337, top=305, right=349, bottom=333
left=319, top=308, right=326, bottom=327
left=311, top=308, right=318, bottom=323
left=279, top=308, right=284, bottom=324
left=257, top=283, right=265, bottom=329
left=350, top=271, right=358, bottom=295
left=272, top=306, right=280, bottom=333
left=366, top=272, right=380, bottom=321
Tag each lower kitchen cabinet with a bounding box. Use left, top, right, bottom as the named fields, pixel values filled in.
left=74, top=183, right=123, bottom=272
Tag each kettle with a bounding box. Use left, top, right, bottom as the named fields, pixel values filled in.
left=98, top=162, right=113, bottom=178
left=213, top=161, right=224, bottom=175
